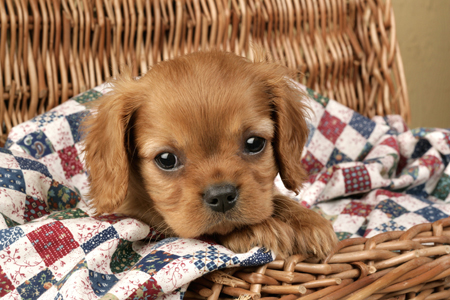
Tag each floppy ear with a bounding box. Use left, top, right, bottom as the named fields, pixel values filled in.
left=82, top=74, right=142, bottom=215
left=270, top=80, right=310, bottom=193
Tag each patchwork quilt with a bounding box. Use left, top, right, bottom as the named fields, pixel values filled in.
left=0, top=81, right=449, bottom=299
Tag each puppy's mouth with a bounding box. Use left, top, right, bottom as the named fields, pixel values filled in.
left=165, top=184, right=274, bottom=238
left=202, top=213, right=243, bottom=235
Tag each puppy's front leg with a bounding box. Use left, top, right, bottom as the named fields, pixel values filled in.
left=219, top=195, right=337, bottom=259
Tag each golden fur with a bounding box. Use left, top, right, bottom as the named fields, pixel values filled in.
left=83, top=51, right=337, bottom=259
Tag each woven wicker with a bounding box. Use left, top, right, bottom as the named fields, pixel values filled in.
left=186, top=217, right=450, bottom=300
left=2, top=1, right=427, bottom=298
left=0, top=0, right=409, bottom=145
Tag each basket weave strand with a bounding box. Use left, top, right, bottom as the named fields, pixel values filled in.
left=0, top=0, right=409, bottom=145
left=185, top=217, right=450, bottom=300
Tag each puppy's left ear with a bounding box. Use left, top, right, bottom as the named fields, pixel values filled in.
left=270, top=80, right=310, bottom=193
left=82, top=71, right=142, bottom=215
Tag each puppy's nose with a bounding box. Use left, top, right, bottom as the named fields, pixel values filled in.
left=203, top=184, right=238, bottom=213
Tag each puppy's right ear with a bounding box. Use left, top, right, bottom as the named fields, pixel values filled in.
left=82, top=73, right=141, bottom=215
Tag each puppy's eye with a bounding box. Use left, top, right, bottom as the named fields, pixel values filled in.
left=155, top=152, right=179, bottom=170
left=245, top=136, right=266, bottom=154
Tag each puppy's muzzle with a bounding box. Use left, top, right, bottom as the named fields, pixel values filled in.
left=203, top=183, right=238, bottom=213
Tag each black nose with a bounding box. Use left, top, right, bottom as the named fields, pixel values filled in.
left=203, top=184, right=238, bottom=213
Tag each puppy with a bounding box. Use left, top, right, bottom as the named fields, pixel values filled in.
left=83, top=51, right=337, bottom=259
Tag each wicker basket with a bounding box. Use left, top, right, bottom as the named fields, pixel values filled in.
left=0, top=0, right=409, bottom=146
left=186, top=218, right=450, bottom=300
left=1, top=1, right=428, bottom=298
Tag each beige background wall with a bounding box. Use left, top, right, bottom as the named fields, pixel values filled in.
left=392, top=0, right=450, bottom=128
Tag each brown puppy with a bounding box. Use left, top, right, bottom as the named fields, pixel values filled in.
left=83, top=51, right=337, bottom=259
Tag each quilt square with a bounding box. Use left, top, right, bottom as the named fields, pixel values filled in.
left=400, top=166, right=419, bottom=181
left=185, top=245, right=230, bottom=272
left=126, top=277, right=164, bottom=300
left=0, top=168, right=26, bottom=193
left=335, top=126, right=367, bottom=159
left=376, top=220, right=407, bottom=233
left=39, top=117, right=75, bottom=152
left=50, top=100, right=86, bottom=118
left=27, top=221, right=79, bottom=267
left=419, top=154, right=442, bottom=177
left=0, top=151, right=21, bottom=169
left=305, top=130, right=335, bottom=165
left=110, top=239, right=142, bottom=273
left=73, top=89, right=103, bottom=105
left=317, top=111, right=347, bottom=144
left=58, top=146, right=84, bottom=179
left=391, top=212, right=430, bottom=231
left=55, top=258, right=88, bottom=290
left=239, top=247, right=273, bottom=267
left=411, top=139, right=432, bottom=159
left=24, top=196, right=50, bottom=222
left=31, top=110, right=64, bottom=128
left=135, top=250, right=180, bottom=274
left=306, top=87, right=329, bottom=107
left=21, top=169, right=53, bottom=201
left=0, top=189, right=27, bottom=225
left=301, top=150, right=324, bottom=175
left=348, top=112, right=376, bottom=139
left=380, top=136, right=400, bottom=153
left=15, top=157, right=53, bottom=179
left=57, top=268, right=98, bottom=299
left=326, top=148, right=353, bottom=168
left=48, top=208, right=89, bottom=221
left=306, top=99, right=326, bottom=127
left=16, top=268, right=56, bottom=299
left=16, top=131, right=55, bottom=159
left=325, top=100, right=354, bottom=123
left=66, top=111, right=90, bottom=143
left=387, top=195, right=429, bottom=212
left=80, top=226, right=119, bottom=254
left=343, top=165, right=371, bottom=194
left=333, top=214, right=366, bottom=236
left=411, top=128, right=434, bottom=138
left=105, top=270, right=150, bottom=300
left=414, top=206, right=449, bottom=222
left=0, top=146, right=13, bottom=155
left=336, top=232, right=352, bottom=241
left=49, top=247, right=85, bottom=282
left=0, top=227, right=25, bottom=252
left=1, top=213, right=20, bottom=228
left=357, top=142, right=373, bottom=161
left=431, top=173, right=450, bottom=200
left=341, top=201, right=373, bottom=218
left=47, top=181, right=82, bottom=211
left=0, top=264, right=15, bottom=297
left=375, top=199, right=409, bottom=219
left=0, top=236, right=46, bottom=286
left=89, top=270, right=119, bottom=297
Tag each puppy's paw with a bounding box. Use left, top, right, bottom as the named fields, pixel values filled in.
left=218, top=217, right=296, bottom=258
left=287, top=209, right=337, bottom=260
left=219, top=195, right=337, bottom=260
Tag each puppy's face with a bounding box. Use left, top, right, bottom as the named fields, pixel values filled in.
left=133, top=74, right=277, bottom=237
left=84, top=51, right=309, bottom=239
